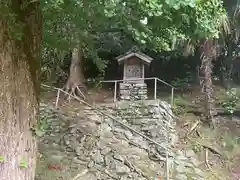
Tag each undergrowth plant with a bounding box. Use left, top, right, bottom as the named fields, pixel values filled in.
left=87, top=76, right=104, bottom=89
left=31, top=116, right=49, bottom=137
left=221, top=88, right=239, bottom=116
left=171, top=77, right=191, bottom=91
left=19, top=159, right=28, bottom=169
left=0, top=156, right=6, bottom=163
left=172, top=96, right=191, bottom=116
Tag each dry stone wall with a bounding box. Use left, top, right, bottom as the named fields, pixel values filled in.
left=119, top=83, right=148, bottom=100
left=36, top=100, right=206, bottom=180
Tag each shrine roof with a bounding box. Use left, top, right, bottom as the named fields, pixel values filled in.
left=116, top=51, right=153, bottom=64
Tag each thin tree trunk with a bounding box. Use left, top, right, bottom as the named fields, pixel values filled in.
left=200, top=40, right=215, bottom=126
left=0, top=1, right=42, bottom=180
left=221, top=40, right=234, bottom=89
left=200, top=56, right=214, bottom=119
left=195, top=47, right=201, bottom=84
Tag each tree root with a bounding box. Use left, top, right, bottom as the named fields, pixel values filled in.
left=54, top=84, right=89, bottom=108
left=63, top=84, right=86, bottom=102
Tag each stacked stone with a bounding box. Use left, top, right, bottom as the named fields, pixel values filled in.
left=131, top=83, right=148, bottom=100
left=38, top=102, right=205, bottom=180
left=119, top=83, right=148, bottom=100
left=119, top=83, right=131, bottom=100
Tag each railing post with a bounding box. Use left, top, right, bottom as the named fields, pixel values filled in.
left=55, top=89, right=60, bottom=108
left=154, top=78, right=157, bottom=100
left=114, top=81, right=117, bottom=102
left=171, top=87, right=174, bottom=106
left=165, top=116, right=170, bottom=180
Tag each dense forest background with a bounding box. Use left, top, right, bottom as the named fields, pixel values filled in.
left=40, top=0, right=240, bottom=91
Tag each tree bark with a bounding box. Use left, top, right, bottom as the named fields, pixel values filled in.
left=64, top=47, right=86, bottom=97
left=0, top=1, right=42, bottom=180
left=221, top=39, right=234, bottom=89
left=200, top=40, right=215, bottom=126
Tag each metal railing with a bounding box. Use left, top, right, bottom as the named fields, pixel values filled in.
left=100, top=77, right=174, bottom=180
left=101, top=77, right=175, bottom=105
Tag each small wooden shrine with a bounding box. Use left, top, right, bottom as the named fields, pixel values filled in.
left=116, top=48, right=153, bottom=100
left=116, top=50, right=153, bottom=83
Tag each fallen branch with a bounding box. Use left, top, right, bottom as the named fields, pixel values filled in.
left=196, top=129, right=202, bottom=138
left=197, top=140, right=225, bottom=158
left=186, top=121, right=200, bottom=138
left=72, top=169, right=89, bottom=180
left=205, top=148, right=211, bottom=169
left=102, top=169, right=118, bottom=180
left=205, top=149, right=222, bottom=180
left=182, top=122, right=190, bottom=128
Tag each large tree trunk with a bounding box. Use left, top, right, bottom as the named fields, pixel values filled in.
left=64, top=47, right=86, bottom=98
left=0, top=1, right=42, bottom=180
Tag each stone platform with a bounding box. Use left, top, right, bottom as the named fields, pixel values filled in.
left=36, top=101, right=205, bottom=180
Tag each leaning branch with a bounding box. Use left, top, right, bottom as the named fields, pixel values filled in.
left=197, top=141, right=224, bottom=157
left=205, top=149, right=222, bottom=180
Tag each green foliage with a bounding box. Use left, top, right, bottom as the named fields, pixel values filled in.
left=221, top=88, right=239, bottom=115
left=19, top=159, right=28, bottom=169
left=87, top=76, right=104, bottom=89
left=171, top=77, right=191, bottom=89
left=221, top=134, right=240, bottom=152
left=172, top=105, right=185, bottom=116
left=2, top=0, right=229, bottom=81
left=194, top=0, right=226, bottom=39
left=172, top=96, right=192, bottom=115
left=31, top=116, right=49, bottom=137
left=40, top=0, right=227, bottom=78
left=192, top=142, right=203, bottom=153
left=0, top=156, right=7, bottom=163
left=86, top=50, right=108, bottom=74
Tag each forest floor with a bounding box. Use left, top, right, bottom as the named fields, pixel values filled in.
left=35, top=85, right=240, bottom=180
left=167, top=85, right=240, bottom=179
